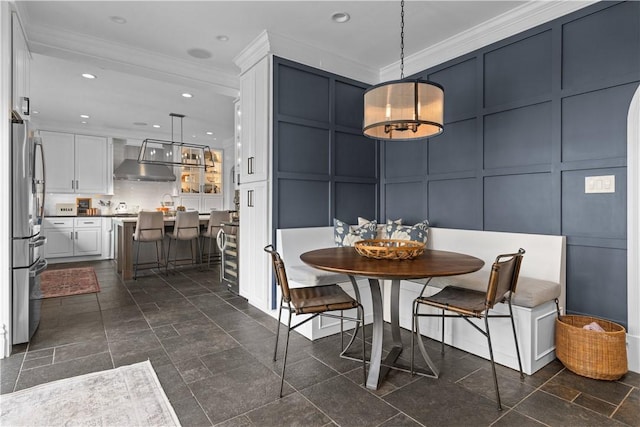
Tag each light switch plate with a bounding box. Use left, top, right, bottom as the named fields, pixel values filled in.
left=585, top=175, right=615, bottom=194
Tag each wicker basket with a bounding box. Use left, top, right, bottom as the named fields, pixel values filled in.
left=354, top=239, right=425, bottom=260
left=555, top=315, right=627, bottom=380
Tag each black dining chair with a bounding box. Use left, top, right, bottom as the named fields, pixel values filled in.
left=411, top=248, right=526, bottom=410
left=264, top=244, right=366, bottom=397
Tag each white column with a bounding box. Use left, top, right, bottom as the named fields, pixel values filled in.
left=0, top=2, right=14, bottom=358
left=627, top=85, right=640, bottom=373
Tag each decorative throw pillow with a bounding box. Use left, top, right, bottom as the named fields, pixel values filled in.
left=386, top=219, right=430, bottom=243
left=383, top=218, right=403, bottom=239
left=333, top=218, right=378, bottom=247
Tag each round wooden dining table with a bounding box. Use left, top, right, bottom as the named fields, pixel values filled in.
left=301, top=246, right=484, bottom=390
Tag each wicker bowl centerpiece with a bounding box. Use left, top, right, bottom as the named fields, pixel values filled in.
left=354, top=239, right=425, bottom=260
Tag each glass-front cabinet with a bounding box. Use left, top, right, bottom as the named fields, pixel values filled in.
left=179, top=147, right=223, bottom=212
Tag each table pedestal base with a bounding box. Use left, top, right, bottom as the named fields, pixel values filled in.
left=340, top=278, right=439, bottom=389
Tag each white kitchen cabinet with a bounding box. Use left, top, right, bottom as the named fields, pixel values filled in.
left=239, top=56, right=269, bottom=184
left=43, top=218, right=74, bottom=258
left=179, top=195, right=223, bottom=213
left=74, top=218, right=102, bottom=256
left=238, top=181, right=270, bottom=309
left=41, top=131, right=75, bottom=193
left=11, top=12, right=30, bottom=120
left=43, top=217, right=102, bottom=259
left=41, top=131, right=109, bottom=194
left=74, top=135, right=108, bottom=193
left=178, top=147, right=223, bottom=212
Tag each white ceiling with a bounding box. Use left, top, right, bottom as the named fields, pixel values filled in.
left=15, top=1, right=583, bottom=148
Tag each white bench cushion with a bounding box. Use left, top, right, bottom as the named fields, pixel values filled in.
left=288, top=265, right=350, bottom=287
left=414, top=270, right=560, bottom=308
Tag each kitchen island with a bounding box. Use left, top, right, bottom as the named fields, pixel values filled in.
left=113, top=214, right=211, bottom=280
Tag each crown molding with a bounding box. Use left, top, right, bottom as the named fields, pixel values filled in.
left=233, top=30, right=271, bottom=74
left=27, top=25, right=240, bottom=98
left=267, top=31, right=379, bottom=84
left=380, top=0, right=598, bottom=81
left=234, top=30, right=378, bottom=84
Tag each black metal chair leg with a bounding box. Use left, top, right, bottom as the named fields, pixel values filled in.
left=411, top=299, right=417, bottom=375
left=155, top=241, right=160, bottom=270
left=160, top=239, right=167, bottom=276
left=441, top=308, right=445, bottom=354
left=273, top=297, right=284, bottom=362
left=508, top=300, right=524, bottom=379
left=280, top=310, right=293, bottom=398
left=359, top=305, right=366, bottom=385
left=485, top=315, right=502, bottom=411
left=196, top=237, right=203, bottom=267
left=134, top=238, right=140, bottom=280
left=340, top=310, right=344, bottom=350
left=166, top=239, right=172, bottom=275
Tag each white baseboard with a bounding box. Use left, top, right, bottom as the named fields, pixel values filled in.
left=627, top=333, right=640, bottom=374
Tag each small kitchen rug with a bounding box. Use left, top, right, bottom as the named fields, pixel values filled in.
left=0, top=360, right=181, bottom=426
left=40, top=266, right=100, bottom=298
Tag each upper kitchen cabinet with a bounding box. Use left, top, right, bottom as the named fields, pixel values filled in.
left=12, top=12, right=30, bottom=120
left=41, top=131, right=112, bottom=194
left=239, top=56, right=269, bottom=183
left=179, top=147, right=223, bottom=212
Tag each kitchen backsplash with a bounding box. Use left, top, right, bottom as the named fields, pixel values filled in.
left=44, top=180, right=177, bottom=216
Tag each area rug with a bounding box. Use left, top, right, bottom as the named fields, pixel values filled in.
left=0, top=360, right=181, bottom=426
left=40, top=266, right=100, bottom=298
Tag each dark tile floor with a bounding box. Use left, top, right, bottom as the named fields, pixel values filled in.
left=2, top=260, right=639, bottom=427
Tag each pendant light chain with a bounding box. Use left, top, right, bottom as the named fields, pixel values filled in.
left=400, top=0, right=405, bottom=79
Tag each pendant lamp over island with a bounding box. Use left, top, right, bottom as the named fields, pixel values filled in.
left=363, top=0, right=444, bottom=141
left=138, top=113, right=213, bottom=170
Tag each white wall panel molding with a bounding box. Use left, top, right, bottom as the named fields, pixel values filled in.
left=380, top=0, right=597, bottom=82
left=627, top=85, right=640, bottom=373
left=0, top=1, right=13, bottom=358
left=26, top=25, right=239, bottom=98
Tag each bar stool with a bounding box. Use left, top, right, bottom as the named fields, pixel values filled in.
left=200, top=210, right=229, bottom=268
left=166, top=210, right=201, bottom=273
left=133, top=211, right=165, bottom=279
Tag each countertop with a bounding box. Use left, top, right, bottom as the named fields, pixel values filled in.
left=112, top=214, right=211, bottom=224
left=45, top=213, right=208, bottom=219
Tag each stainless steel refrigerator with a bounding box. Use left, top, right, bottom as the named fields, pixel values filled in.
left=11, top=114, right=47, bottom=345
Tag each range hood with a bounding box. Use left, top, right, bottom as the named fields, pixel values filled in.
left=113, top=159, right=176, bottom=182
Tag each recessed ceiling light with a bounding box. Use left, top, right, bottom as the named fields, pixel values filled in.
left=81, top=121, right=87, bottom=124
left=191, top=135, right=197, bottom=138
left=80, top=114, right=90, bottom=119
left=216, top=35, right=229, bottom=42
left=133, top=122, right=147, bottom=126
left=152, top=124, right=161, bottom=128
left=32, top=110, right=39, bottom=114
left=182, top=93, right=193, bottom=98
left=109, top=16, right=127, bottom=24
left=206, top=131, right=213, bottom=135
left=331, top=12, right=350, bottom=23
left=82, top=73, right=96, bottom=79
left=187, top=48, right=212, bottom=59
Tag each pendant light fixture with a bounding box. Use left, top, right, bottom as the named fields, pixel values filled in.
left=363, top=0, right=444, bottom=141
left=138, top=113, right=213, bottom=170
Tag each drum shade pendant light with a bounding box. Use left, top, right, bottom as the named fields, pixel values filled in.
left=138, top=113, right=213, bottom=170
left=363, top=0, right=444, bottom=141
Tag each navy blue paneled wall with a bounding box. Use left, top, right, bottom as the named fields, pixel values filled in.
left=381, top=1, right=640, bottom=326
left=273, top=57, right=378, bottom=230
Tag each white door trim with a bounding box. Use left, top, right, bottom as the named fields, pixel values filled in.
left=627, top=84, right=640, bottom=373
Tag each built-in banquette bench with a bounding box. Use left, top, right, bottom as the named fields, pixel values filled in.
left=276, top=226, right=566, bottom=375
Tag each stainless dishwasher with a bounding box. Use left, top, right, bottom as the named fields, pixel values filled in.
left=217, top=222, right=239, bottom=294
